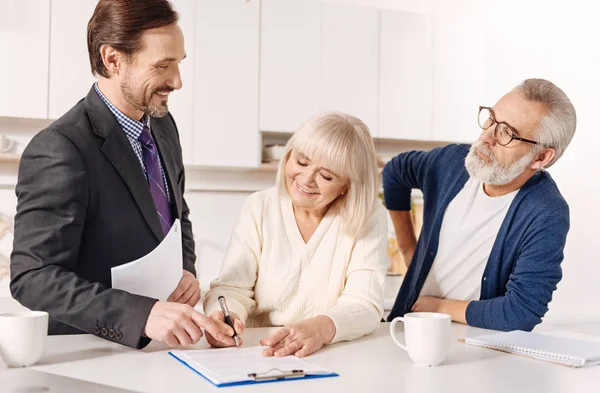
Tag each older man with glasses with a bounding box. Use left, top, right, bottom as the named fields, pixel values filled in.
left=384, top=78, right=577, bottom=331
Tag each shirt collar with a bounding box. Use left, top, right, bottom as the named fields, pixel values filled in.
left=93, top=83, right=149, bottom=140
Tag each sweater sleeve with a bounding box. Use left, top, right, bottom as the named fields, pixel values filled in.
left=202, top=194, right=262, bottom=323
left=382, top=147, right=446, bottom=211
left=321, top=206, right=388, bottom=343
left=465, top=203, right=569, bottom=331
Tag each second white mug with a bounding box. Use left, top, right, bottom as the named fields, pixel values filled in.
left=389, top=312, right=451, bottom=366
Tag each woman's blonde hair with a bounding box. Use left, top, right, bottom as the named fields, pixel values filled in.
left=276, top=112, right=380, bottom=235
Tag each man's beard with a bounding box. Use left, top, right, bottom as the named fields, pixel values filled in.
left=120, top=73, right=172, bottom=118
left=465, top=141, right=536, bottom=185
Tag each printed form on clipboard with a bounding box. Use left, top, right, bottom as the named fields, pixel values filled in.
left=169, top=346, right=338, bottom=387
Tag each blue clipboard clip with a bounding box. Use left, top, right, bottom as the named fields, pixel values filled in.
left=247, top=368, right=305, bottom=382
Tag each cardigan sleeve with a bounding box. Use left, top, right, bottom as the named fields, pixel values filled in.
left=382, top=147, right=445, bottom=211
left=203, top=194, right=262, bottom=323
left=321, top=205, right=388, bottom=343
left=465, top=201, right=569, bottom=331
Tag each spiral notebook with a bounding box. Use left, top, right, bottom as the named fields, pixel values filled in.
left=463, top=330, right=600, bottom=367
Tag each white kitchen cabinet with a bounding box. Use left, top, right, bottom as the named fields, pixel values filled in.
left=325, top=0, right=434, bottom=15
left=378, top=10, right=433, bottom=141
left=0, top=0, right=50, bottom=119
left=431, top=0, right=485, bottom=143
left=483, top=0, right=561, bottom=103
left=259, top=0, right=321, bottom=133
left=48, top=0, right=97, bottom=120
left=193, top=0, right=260, bottom=167
left=260, top=0, right=380, bottom=134
left=321, top=2, right=380, bottom=134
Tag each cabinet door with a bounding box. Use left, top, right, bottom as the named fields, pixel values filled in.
left=321, top=2, right=380, bottom=134
left=0, top=0, right=50, bottom=119
left=259, top=0, right=321, bottom=133
left=193, top=0, right=260, bottom=167
left=168, top=0, right=195, bottom=165
left=432, top=0, right=485, bottom=143
left=48, top=0, right=97, bottom=120
left=379, top=10, right=433, bottom=140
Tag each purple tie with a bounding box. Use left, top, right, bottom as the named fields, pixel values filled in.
left=139, top=125, right=173, bottom=235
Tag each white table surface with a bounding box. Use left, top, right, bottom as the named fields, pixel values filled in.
left=2, top=322, right=600, bottom=393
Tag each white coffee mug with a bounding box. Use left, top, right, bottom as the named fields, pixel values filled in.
left=0, top=311, right=48, bottom=367
left=389, top=312, right=451, bottom=366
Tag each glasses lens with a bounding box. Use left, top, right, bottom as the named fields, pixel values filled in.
left=478, top=108, right=493, bottom=129
left=495, top=123, right=513, bottom=145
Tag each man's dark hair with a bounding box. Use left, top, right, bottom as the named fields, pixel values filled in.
left=87, top=0, right=179, bottom=78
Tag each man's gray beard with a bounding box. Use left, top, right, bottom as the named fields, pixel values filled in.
left=465, top=142, right=536, bottom=185
left=120, top=75, right=169, bottom=118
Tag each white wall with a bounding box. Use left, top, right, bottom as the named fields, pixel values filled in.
left=437, top=0, right=600, bottom=321
left=499, top=0, right=600, bottom=322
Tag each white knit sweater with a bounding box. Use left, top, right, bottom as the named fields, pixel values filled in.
left=203, top=187, right=387, bottom=343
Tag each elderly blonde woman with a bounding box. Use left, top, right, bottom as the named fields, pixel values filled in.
left=203, top=112, right=387, bottom=357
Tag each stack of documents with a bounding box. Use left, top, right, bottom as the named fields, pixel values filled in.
left=111, top=219, right=182, bottom=300
left=170, top=346, right=338, bottom=387
left=463, top=330, right=600, bottom=367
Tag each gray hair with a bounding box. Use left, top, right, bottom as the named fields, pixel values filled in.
left=513, top=78, right=576, bottom=167
left=276, top=112, right=380, bottom=235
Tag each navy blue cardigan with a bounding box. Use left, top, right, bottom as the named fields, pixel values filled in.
left=383, top=144, right=569, bottom=331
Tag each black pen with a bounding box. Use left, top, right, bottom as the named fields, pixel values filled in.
left=217, top=295, right=240, bottom=346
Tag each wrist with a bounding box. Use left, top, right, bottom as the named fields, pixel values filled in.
left=401, top=249, right=414, bottom=261
left=314, top=315, right=336, bottom=344
left=435, top=299, right=446, bottom=314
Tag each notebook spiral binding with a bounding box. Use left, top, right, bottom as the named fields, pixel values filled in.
left=475, top=340, right=584, bottom=365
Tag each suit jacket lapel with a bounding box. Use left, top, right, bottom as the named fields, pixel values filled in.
left=152, top=118, right=182, bottom=218
left=83, top=87, right=165, bottom=242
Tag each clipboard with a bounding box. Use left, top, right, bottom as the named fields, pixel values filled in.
left=169, top=347, right=339, bottom=387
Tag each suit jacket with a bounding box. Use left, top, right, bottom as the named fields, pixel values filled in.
left=10, top=86, right=197, bottom=349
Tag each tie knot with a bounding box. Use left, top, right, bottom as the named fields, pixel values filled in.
left=139, top=125, right=154, bottom=146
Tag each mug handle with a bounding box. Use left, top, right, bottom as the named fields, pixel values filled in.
left=389, top=316, right=407, bottom=351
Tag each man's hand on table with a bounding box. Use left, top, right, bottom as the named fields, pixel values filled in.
left=143, top=302, right=236, bottom=347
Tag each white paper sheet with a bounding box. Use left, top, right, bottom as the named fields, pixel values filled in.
left=111, top=219, right=182, bottom=301
left=170, top=346, right=335, bottom=385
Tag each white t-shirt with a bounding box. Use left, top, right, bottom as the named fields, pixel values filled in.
left=419, top=178, right=518, bottom=301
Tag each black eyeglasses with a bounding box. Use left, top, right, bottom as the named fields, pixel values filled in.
left=478, top=106, right=540, bottom=146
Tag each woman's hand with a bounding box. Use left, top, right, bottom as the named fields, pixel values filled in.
left=205, top=311, right=245, bottom=347
left=260, top=316, right=336, bottom=358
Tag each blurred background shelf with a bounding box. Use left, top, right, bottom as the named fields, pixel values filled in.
left=0, top=154, right=20, bottom=164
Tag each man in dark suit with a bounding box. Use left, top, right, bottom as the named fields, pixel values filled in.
left=10, top=0, right=235, bottom=349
